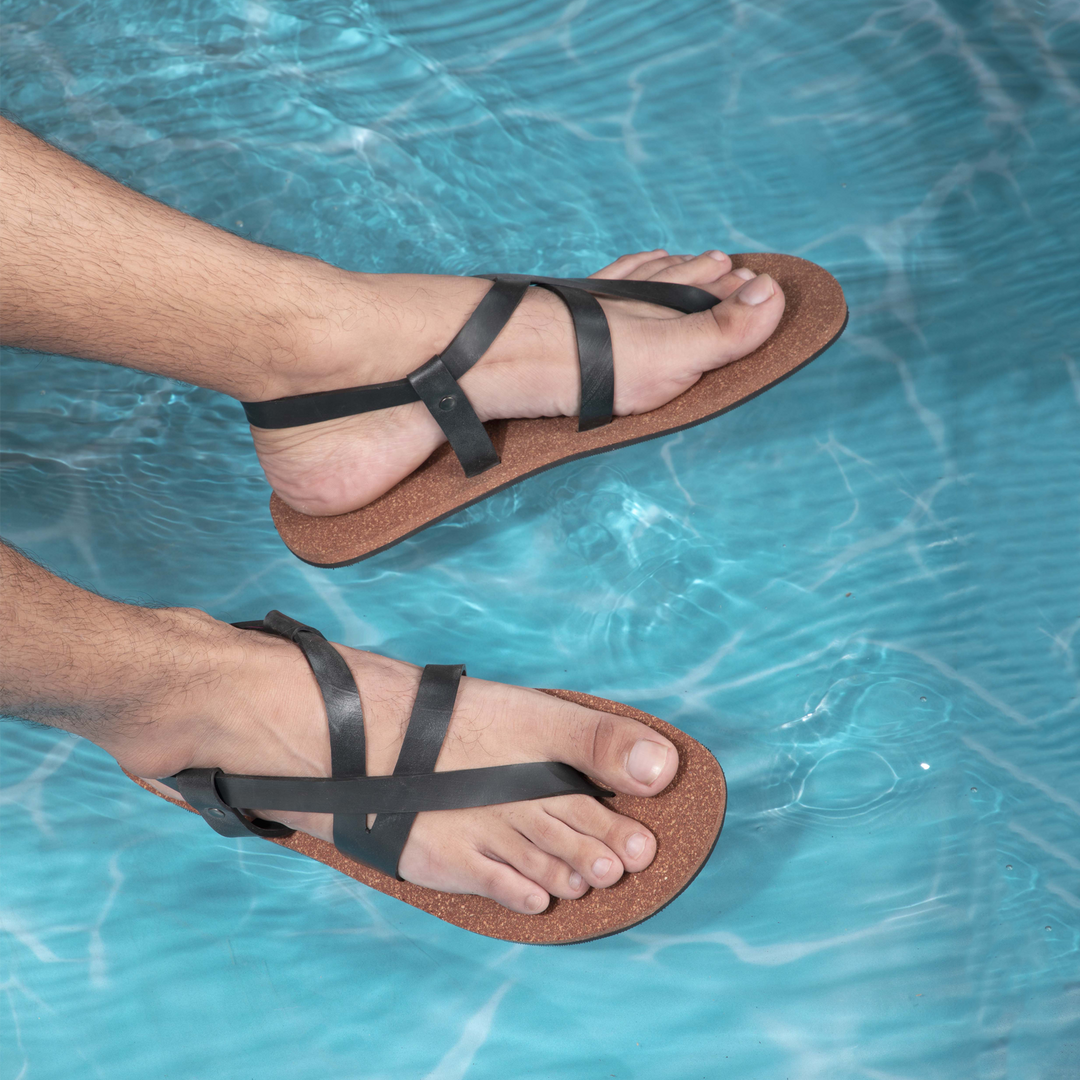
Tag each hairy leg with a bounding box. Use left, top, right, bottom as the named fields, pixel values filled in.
left=1, top=117, right=784, bottom=515
left=0, top=116, right=351, bottom=398
left=0, top=541, right=679, bottom=914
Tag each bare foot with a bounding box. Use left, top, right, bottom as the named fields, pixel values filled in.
left=124, top=616, right=678, bottom=915
left=246, top=250, right=784, bottom=515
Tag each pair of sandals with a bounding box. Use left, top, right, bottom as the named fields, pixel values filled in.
left=135, top=254, right=847, bottom=944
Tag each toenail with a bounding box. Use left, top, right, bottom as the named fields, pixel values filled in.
left=732, top=267, right=756, bottom=281
left=526, top=893, right=547, bottom=912
left=627, top=739, right=669, bottom=785
left=707, top=249, right=729, bottom=261
left=569, top=871, right=583, bottom=891
left=736, top=272, right=775, bottom=306
left=592, top=858, right=612, bottom=879
left=626, top=833, right=647, bottom=859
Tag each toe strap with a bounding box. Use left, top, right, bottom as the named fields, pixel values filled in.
left=484, top=274, right=720, bottom=313
left=171, top=762, right=611, bottom=818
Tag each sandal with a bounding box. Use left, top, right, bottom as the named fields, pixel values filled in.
left=127, top=611, right=727, bottom=945
left=248, top=253, right=847, bottom=566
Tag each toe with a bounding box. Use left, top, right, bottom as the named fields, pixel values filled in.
left=647, top=250, right=733, bottom=285
left=685, top=266, right=759, bottom=302
left=619, top=253, right=701, bottom=280
left=712, top=266, right=758, bottom=300
left=694, top=272, right=785, bottom=367
left=544, top=794, right=658, bottom=873
left=487, top=823, right=590, bottom=900
left=591, top=249, right=669, bottom=280
left=535, top=698, right=679, bottom=798
left=398, top=812, right=554, bottom=913
left=511, top=803, right=627, bottom=889
left=468, top=851, right=553, bottom=914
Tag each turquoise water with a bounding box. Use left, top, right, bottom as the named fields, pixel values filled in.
left=2, top=1, right=1078, bottom=1076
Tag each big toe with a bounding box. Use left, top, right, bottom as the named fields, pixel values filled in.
left=545, top=701, right=679, bottom=797
left=694, top=271, right=786, bottom=368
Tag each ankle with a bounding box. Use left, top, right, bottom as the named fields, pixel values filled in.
left=218, top=254, right=371, bottom=402
left=240, top=265, right=574, bottom=411
left=87, top=608, right=251, bottom=778
left=128, top=615, right=336, bottom=785
left=237, top=259, right=447, bottom=403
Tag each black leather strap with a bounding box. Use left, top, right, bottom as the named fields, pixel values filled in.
left=355, top=664, right=464, bottom=875
left=436, top=279, right=528, bottom=376
left=399, top=277, right=532, bottom=477
left=167, top=761, right=611, bottom=816
left=480, top=274, right=720, bottom=314
left=407, top=357, right=500, bottom=478
left=241, top=380, right=419, bottom=429
left=394, top=665, right=463, bottom=774
left=259, top=611, right=367, bottom=779
left=535, top=283, right=614, bottom=431
left=241, top=279, right=528, bottom=478
left=238, top=611, right=371, bottom=866
left=169, top=768, right=294, bottom=839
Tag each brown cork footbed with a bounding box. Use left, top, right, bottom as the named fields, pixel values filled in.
left=270, top=253, right=847, bottom=567
left=126, top=689, right=726, bottom=945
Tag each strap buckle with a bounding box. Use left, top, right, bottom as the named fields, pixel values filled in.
left=171, top=768, right=293, bottom=840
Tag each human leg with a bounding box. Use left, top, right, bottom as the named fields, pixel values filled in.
left=0, top=539, right=681, bottom=914
left=0, top=117, right=784, bottom=516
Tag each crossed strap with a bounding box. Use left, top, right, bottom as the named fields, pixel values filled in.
left=241, top=275, right=722, bottom=478
left=158, top=612, right=612, bottom=879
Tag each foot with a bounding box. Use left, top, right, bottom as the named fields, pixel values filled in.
left=247, top=249, right=785, bottom=515
left=124, top=614, right=679, bottom=915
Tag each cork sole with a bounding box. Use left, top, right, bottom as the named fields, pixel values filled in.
left=269, top=253, right=847, bottom=567
left=127, top=689, right=726, bottom=945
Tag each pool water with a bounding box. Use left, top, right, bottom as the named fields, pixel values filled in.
left=2, top=2, right=1078, bottom=1077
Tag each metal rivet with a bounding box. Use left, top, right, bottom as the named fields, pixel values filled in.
left=206, top=807, right=226, bottom=818
left=438, top=395, right=456, bottom=411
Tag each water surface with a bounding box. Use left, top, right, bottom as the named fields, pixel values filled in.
left=2, top=2, right=1078, bottom=1077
